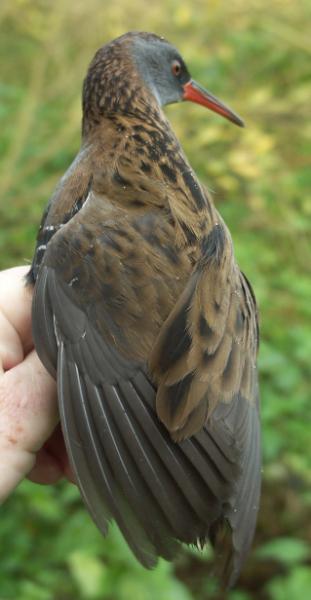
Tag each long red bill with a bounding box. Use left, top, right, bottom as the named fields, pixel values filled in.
left=183, top=79, right=244, bottom=127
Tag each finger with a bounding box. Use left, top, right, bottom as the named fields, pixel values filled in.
left=0, top=349, right=58, bottom=502
left=27, top=447, right=65, bottom=485
left=0, top=266, right=33, bottom=354
left=0, top=312, right=24, bottom=373
left=28, top=451, right=76, bottom=485
left=28, top=424, right=76, bottom=485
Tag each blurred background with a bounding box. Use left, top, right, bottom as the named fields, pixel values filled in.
left=0, top=0, right=310, bottom=598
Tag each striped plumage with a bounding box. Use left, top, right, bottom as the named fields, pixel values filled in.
left=28, top=32, right=260, bottom=586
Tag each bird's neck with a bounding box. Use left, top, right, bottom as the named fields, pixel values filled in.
left=85, top=111, right=218, bottom=249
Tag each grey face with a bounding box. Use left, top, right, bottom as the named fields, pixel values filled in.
left=131, top=37, right=191, bottom=107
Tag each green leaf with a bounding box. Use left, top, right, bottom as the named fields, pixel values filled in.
left=266, top=567, right=311, bottom=600
left=67, top=551, right=108, bottom=599
left=256, top=538, right=310, bottom=566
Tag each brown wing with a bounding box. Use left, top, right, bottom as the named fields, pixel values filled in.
left=151, top=223, right=259, bottom=440
left=31, top=213, right=259, bottom=586
left=150, top=222, right=261, bottom=583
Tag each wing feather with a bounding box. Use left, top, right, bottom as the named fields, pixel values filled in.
left=32, top=253, right=260, bottom=584
left=61, top=346, right=158, bottom=566
left=32, top=267, right=239, bottom=555
left=58, top=343, right=110, bottom=534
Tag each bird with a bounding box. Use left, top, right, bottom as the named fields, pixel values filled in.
left=27, top=31, right=260, bottom=587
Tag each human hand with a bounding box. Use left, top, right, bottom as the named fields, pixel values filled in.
left=0, top=266, right=73, bottom=503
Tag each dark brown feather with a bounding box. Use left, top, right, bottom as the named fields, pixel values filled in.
left=28, top=32, right=261, bottom=586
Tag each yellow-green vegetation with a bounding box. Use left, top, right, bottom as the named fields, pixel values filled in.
left=0, top=1, right=310, bottom=598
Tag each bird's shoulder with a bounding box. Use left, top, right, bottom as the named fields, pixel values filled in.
left=27, top=145, right=94, bottom=283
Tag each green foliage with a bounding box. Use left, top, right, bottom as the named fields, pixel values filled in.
left=1, top=481, right=193, bottom=599
left=266, top=567, right=311, bottom=600
left=255, top=538, right=310, bottom=566
left=0, top=0, right=310, bottom=598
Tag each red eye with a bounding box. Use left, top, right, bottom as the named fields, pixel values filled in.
left=172, top=60, right=182, bottom=77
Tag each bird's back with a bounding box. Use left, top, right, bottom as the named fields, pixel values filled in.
left=28, top=32, right=261, bottom=588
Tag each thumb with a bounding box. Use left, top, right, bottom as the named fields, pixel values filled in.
left=0, top=349, right=58, bottom=502
left=0, top=266, right=33, bottom=355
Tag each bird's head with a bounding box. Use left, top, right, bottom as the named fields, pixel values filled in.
left=82, top=32, right=244, bottom=133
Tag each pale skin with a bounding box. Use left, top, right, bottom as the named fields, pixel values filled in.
left=0, top=266, right=73, bottom=503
